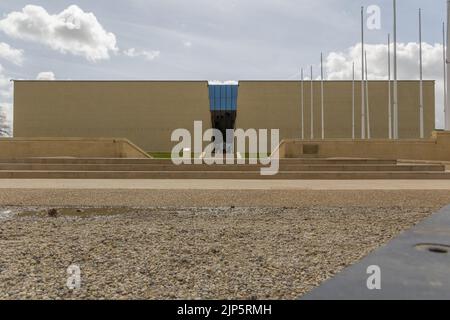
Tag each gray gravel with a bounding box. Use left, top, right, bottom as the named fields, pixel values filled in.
left=0, top=205, right=438, bottom=300
left=1, top=189, right=450, bottom=208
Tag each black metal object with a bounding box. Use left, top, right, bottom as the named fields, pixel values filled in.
left=302, top=204, right=450, bottom=300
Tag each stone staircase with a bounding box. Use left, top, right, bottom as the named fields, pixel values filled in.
left=0, top=157, right=449, bottom=179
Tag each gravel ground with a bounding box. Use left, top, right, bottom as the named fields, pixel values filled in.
left=1, top=189, right=450, bottom=207
left=0, top=205, right=440, bottom=300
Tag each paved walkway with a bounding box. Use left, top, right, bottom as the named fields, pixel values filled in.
left=1, top=179, right=450, bottom=190
left=0, top=179, right=449, bottom=207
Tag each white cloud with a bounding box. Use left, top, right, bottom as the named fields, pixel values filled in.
left=0, top=64, right=12, bottom=100
left=325, top=42, right=446, bottom=129
left=0, top=102, right=12, bottom=136
left=326, top=42, right=443, bottom=81
left=0, top=64, right=13, bottom=136
left=0, top=5, right=118, bottom=62
left=36, top=71, right=56, bottom=80
left=183, top=41, right=192, bottom=48
left=0, top=42, right=24, bottom=66
left=0, top=66, right=12, bottom=136
left=123, top=48, right=160, bottom=61
left=208, top=80, right=239, bottom=85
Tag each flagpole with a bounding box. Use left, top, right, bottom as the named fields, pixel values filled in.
left=352, top=62, right=355, bottom=140
left=311, top=66, right=314, bottom=139
left=361, top=6, right=366, bottom=139
left=393, top=0, right=399, bottom=138
left=446, top=0, right=450, bottom=130
left=444, top=23, right=448, bottom=131
left=321, top=52, right=325, bottom=139
left=301, top=68, right=304, bottom=140
left=388, top=33, right=392, bottom=139
left=419, top=9, right=424, bottom=138
left=365, top=51, right=371, bottom=139
left=444, top=23, right=448, bottom=130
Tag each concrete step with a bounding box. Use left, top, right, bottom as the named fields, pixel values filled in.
left=0, top=158, right=398, bottom=165
left=0, top=163, right=444, bottom=172
left=0, top=170, right=449, bottom=179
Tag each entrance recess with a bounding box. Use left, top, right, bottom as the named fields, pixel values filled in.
left=208, top=84, right=238, bottom=151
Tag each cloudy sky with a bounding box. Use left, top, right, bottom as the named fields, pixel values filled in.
left=0, top=0, right=448, bottom=134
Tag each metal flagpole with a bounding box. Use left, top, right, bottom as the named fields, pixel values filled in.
left=321, top=52, right=325, bottom=139
left=301, top=68, right=304, bottom=140
left=311, top=66, right=314, bottom=139
left=361, top=6, right=366, bottom=139
left=446, top=1, right=450, bottom=130
left=444, top=22, right=448, bottom=130
left=419, top=9, right=424, bottom=138
left=365, top=51, right=371, bottom=139
left=388, top=33, right=392, bottom=139
left=352, top=62, right=355, bottom=139
left=393, top=0, right=399, bottom=138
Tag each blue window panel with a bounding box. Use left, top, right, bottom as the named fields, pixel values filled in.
left=215, top=85, right=220, bottom=110
left=219, top=85, right=223, bottom=110
left=221, top=86, right=227, bottom=110
left=208, top=86, right=214, bottom=110
left=231, top=86, right=238, bottom=110
left=210, top=86, right=215, bottom=111
left=214, top=86, right=221, bottom=110
left=215, top=86, right=220, bottom=110
left=231, top=86, right=235, bottom=110
left=208, top=84, right=238, bottom=111
left=226, top=86, right=232, bottom=109
left=209, top=86, right=215, bottom=110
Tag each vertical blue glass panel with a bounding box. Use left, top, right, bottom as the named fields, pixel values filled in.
left=232, top=86, right=238, bottom=110
left=226, top=86, right=232, bottom=109
left=208, top=84, right=238, bottom=111
left=214, top=86, right=221, bottom=110
left=208, top=86, right=214, bottom=110
left=221, top=86, right=227, bottom=110
left=215, top=86, right=221, bottom=110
